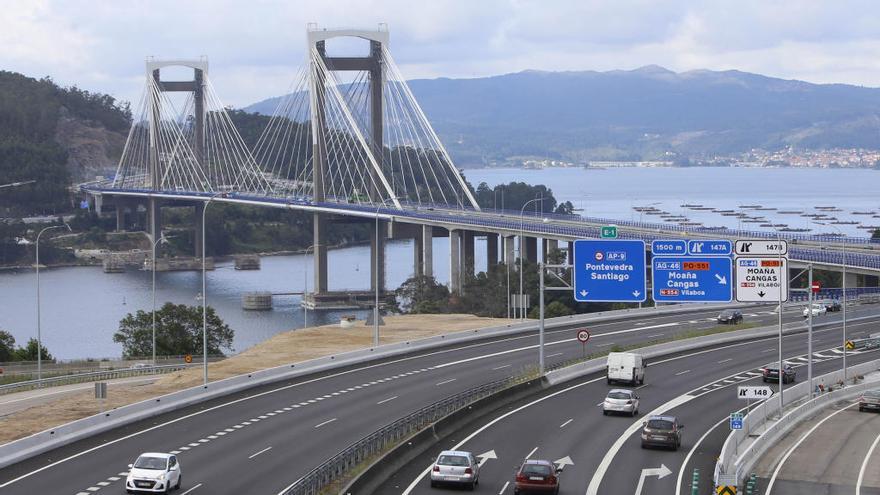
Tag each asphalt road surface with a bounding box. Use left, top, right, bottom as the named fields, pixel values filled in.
left=0, top=304, right=873, bottom=495
left=381, top=312, right=880, bottom=495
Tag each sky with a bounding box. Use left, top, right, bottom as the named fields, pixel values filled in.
left=3, top=0, right=880, bottom=108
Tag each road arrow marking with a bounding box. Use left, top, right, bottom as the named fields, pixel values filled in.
left=715, top=274, right=727, bottom=284
left=554, top=456, right=574, bottom=469
left=634, top=464, right=672, bottom=495
left=477, top=450, right=497, bottom=467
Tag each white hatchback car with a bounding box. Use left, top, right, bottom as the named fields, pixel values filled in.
left=126, top=452, right=182, bottom=493
left=430, top=450, right=480, bottom=490
left=603, top=389, right=640, bottom=416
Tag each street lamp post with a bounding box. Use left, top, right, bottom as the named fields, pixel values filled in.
left=519, top=198, right=543, bottom=320
left=374, top=199, right=396, bottom=346
left=200, top=194, right=222, bottom=387
left=814, top=222, right=848, bottom=384
left=141, top=232, right=168, bottom=365
left=35, top=223, right=71, bottom=382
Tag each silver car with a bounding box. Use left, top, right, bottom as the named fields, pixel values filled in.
left=603, top=389, right=640, bottom=416
left=430, top=450, right=480, bottom=490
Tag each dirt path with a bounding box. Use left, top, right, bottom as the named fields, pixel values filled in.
left=1, top=314, right=508, bottom=444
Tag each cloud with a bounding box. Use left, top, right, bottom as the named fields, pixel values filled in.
left=1, top=0, right=880, bottom=107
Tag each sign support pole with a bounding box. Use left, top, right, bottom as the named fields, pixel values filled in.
left=539, top=262, right=545, bottom=376
left=777, top=233, right=785, bottom=416
left=808, top=263, right=814, bottom=398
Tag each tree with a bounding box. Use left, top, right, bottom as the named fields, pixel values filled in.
left=113, top=303, right=234, bottom=358
left=392, top=275, right=451, bottom=314
left=0, top=330, right=15, bottom=362
left=13, top=338, right=53, bottom=362
left=528, top=300, right=574, bottom=319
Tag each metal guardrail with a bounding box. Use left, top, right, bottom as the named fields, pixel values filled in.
left=279, top=373, right=532, bottom=495
left=0, top=364, right=189, bottom=396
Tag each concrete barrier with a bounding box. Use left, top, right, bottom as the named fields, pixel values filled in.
left=0, top=301, right=749, bottom=469
left=715, top=357, right=880, bottom=488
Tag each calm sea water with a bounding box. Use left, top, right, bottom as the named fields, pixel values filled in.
left=2, top=166, right=877, bottom=359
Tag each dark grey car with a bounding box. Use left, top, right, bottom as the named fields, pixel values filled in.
left=640, top=415, right=684, bottom=450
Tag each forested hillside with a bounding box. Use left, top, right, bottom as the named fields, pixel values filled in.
left=0, top=71, right=130, bottom=214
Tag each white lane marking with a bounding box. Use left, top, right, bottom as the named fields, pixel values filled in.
left=87, top=488, right=100, bottom=492
left=493, top=364, right=511, bottom=370
left=376, top=395, right=399, bottom=405
left=761, top=348, right=775, bottom=353
left=560, top=419, right=573, bottom=428
left=857, top=432, right=880, bottom=495
left=597, top=342, right=616, bottom=347
left=675, top=370, right=691, bottom=376
left=434, top=322, right=679, bottom=369
left=717, top=358, right=733, bottom=364
left=314, top=418, right=338, bottom=429
left=499, top=481, right=510, bottom=494
left=766, top=402, right=858, bottom=493
left=675, top=404, right=751, bottom=495
left=248, top=446, right=273, bottom=459
left=97, top=481, right=110, bottom=486
left=645, top=334, right=665, bottom=338
left=180, top=483, right=203, bottom=495
left=546, top=352, right=564, bottom=358
left=734, top=376, right=749, bottom=380
left=400, top=378, right=602, bottom=494
left=586, top=394, right=695, bottom=495
left=596, top=401, right=605, bottom=407
left=436, top=378, right=457, bottom=386
left=525, top=446, right=539, bottom=459
left=107, top=477, right=120, bottom=482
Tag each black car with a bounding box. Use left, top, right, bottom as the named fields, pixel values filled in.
left=762, top=364, right=796, bottom=384
left=717, top=309, right=743, bottom=324
left=822, top=299, right=842, bottom=312
left=640, top=415, right=684, bottom=450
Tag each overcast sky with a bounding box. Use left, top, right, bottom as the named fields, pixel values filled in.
left=3, top=0, right=880, bottom=108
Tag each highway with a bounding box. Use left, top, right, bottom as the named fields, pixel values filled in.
left=0, top=305, right=874, bottom=495
left=382, top=311, right=880, bottom=495
left=755, top=397, right=880, bottom=494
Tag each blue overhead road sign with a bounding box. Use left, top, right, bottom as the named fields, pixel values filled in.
left=573, top=240, right=647, bottom=303
left=652, top=256, right=733, bottom=303
left=687, top=239, right=732, bottom=256
left=652, top=240, right=687, bottom=256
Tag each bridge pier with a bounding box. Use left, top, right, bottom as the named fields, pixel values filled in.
left=450, top=230, right=462, bottom=294
left=503, top=236, right=516, bottom=265
left=313, top=213, right=329, bottom=293
left=116, top=205, right=127, bottom=232
left=844, top=272, right=859, bottom=290
left=370, top=220, right=386, bottom=293
left=418, top=225, right=433, bottom=277
left=463, top=231, right=476, bottom=278
left=524, top=237, right=538, bottom=263
left=546, top=239, right=559, bottom=261
left=147, top=198, right=162, bottom=242
left=486, top=233, right=499, bottom=268
left=568, top=241, right=574, bottom=264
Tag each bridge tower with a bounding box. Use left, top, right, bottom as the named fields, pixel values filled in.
left=145, top=59, right=208, bottom=256
left=307, top=27, right=390, bottom=296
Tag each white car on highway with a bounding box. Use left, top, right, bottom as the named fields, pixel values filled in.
left=603, top=389, right=640, bottom=416
left=803, top=303, right=827, bottom=318
left=126, top=452, right=182, bottom=493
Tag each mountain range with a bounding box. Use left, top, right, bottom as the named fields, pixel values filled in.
left=244, top=65, right=880, bottom=165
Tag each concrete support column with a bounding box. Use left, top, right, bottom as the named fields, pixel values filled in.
left=463, top=231, right=476, bottom=278
left=486, top=233, right=499, bottom=269
left=313, top=213, right=328, bottom=293
left=413, top=234, right=423, bottom=278
left=147, top=198, right=162, bottom=241
left=450, top=230, right=462, bottom=294
left=525, top=237, right=538, bottom=263
left=194, top=203, right=205, bottom=258
left=94, top=195, right=103, bottom=215
left=116, top=205, right=127, bottom=232
left=568, top=241, right=575, bottom=265
left=546, top=239, right=559, bottom=261
left=421, top=225, right=433, bottom=278
left=370, top=220, right=386, bottom=293
left=503, top=236, right=516, bottom=264
left=843, top=272, right=859, bottom=290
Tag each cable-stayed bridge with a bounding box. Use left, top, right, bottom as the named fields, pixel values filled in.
left=81, top=26, right=880, bottom=304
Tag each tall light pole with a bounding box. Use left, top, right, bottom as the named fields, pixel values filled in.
left=201, top=193, right=222, bottom=387
left=141, top=232, right=168, bottom=365
left=0, top=180, right=36, bottom=190
left=374, top=198, right=396, bottom=346
left=35, top=223, right=71, bottom=381
left=519, top=198, right=543, bottom=320
left=814, top=222, right=848, bottom=384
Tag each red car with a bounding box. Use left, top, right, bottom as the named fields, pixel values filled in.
left=514, top=459, right=562, bottom=494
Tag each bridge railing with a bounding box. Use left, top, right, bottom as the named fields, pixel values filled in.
left=0, top=363, right=196, bottom=396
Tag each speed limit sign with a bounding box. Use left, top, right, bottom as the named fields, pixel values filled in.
left=577, top=329, right=590, bottom=343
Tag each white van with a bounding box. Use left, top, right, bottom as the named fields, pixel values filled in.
left=606, top=352, right=645, bottom=385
